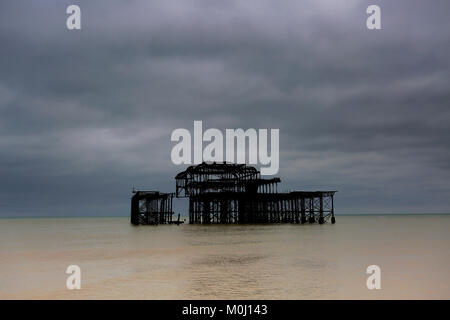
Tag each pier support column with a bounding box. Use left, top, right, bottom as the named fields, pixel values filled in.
left=331, top=194, right=336, bottom=224
left=318, top=195, right=324, bottom=224
left=300, top=198, right=306, bottom=224
left=203, top=200, right=211, bottom=224
left=189, top=198, right=194, bottom=224
left=220, top=200, right=229, bottom=223
left=130, top=194, right=140, bottom=225
left=308, top=198, right=315, bottom=223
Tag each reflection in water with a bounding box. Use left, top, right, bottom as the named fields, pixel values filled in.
left=0, top=215, right=449, bottom=299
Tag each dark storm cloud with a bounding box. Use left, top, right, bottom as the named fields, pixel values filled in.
left=0, top=0, right=449, bottom=216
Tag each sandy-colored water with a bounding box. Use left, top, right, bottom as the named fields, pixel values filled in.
left=0, top=215, right=449, bottom=299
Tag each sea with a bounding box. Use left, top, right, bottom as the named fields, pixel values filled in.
left=0, top=215, right=449, bottom=299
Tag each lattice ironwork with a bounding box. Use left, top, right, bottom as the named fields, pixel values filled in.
left=130, top=191, right=174, bottom=225
left=176, top=162, right=336, bottom=224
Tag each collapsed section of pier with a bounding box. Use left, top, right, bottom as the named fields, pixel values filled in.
left=130, top=191, right=175, bottom=225
left=175, top=162, right=336, bottom=224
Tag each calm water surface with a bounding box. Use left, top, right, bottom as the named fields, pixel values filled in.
left=0, top=215, right=449, bottom=299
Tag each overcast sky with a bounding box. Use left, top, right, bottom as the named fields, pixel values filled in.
left=0, top=0, right=449, bottom=217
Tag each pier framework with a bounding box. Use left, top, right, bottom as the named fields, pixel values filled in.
left=175, top=162, right=336, bottom=224
left=130, top=191, right=174, bottom=225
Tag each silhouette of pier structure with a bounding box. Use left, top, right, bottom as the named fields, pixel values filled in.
left=130, top=191, right=178, bottom=225
left=131, top=162, right=336, bottom=225
left=175, top=162, right=336, bottom=224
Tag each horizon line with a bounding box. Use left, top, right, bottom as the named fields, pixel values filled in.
left=1, top=213, right=450, bottom=219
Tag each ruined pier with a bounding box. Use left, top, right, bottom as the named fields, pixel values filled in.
left=130, top=191, right=175, bottom=225
left=131, top=162, right=336, bottom=225
left=175, top=162, right=336, bottom=224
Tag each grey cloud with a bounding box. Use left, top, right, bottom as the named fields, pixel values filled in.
left=0, top=0, right=450, bottom=216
